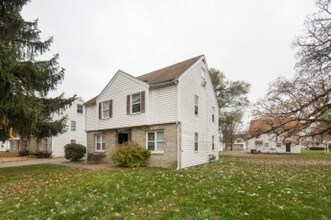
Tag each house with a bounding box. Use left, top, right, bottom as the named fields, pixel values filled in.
left=247, top=118, right=301, bottom=153
left=84, top=55, right=220, bottom=169
left=9, top=98, right=86, bottom=157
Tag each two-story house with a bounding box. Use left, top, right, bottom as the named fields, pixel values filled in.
left=247, top=118, right=301, bottom=153
left=84, top=55, right=220, bottom=169
left=9, top=98, right=86, bottom=157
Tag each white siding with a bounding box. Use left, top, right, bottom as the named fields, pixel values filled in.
left=86, top=104, right=98, bottom=131
left=149, top=85, right=177, bottom=124
left=248, top=134, right=301, bottom=154
left=96, top=71, right=149, bottom=130
left=0, top=141, right=10, bottom=152
left=52, top=98, right=87, bottom=157
left=178, top=59, right=220, bottom=168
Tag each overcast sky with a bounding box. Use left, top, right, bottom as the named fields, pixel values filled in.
left=22, top=0, right=316, bottom=107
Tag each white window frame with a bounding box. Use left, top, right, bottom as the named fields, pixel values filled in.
left=212, top=135, right=215, bottom=151
left=146, top=131, right=165, bottom=153
left=194, top=132, right=199, bottom=152
left=101, top=101, right=110, bottom=119
left=265, top=143, right=269, bottom=147
left=131, top=93, right=141, bottom=114
left=71, top=120, right=76, bottom=131
left=77, top=104, right=83, bottom=114
left=95, top=135, right=105, bottom=152
left=276, top=143, right=282, bottom=148
left=194, top=95, right=199, bottom=116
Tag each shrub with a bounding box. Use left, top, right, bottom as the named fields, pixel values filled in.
left=18, top=149, right=29, bottom=157
left=87, top=152, right=106, bottom=164
left=64, top=143, right=86, bottom=162
left=111, top=142, right=151, bottom=168
left=309, top=146, right=325, bottom=151
left=34, top=150, right=52, bottom=158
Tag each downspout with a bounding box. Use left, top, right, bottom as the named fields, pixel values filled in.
left=175, top=79, right=181, bottom=170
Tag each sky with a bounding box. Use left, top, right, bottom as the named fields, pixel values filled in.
left=22, top=0, right=317, bottom=110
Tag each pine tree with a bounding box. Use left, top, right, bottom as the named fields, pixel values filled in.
left=0, top=0, right=75, bottom=140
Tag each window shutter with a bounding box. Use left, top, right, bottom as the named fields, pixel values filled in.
left=141, top=91, right=145, bottom=113
left=127, top=95, right=130, bottom=115
left=98, top=103, right=102, bottom=119
left=109, top=100, right=113, bottom=118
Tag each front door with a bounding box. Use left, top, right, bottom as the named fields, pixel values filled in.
left=286, top=143, right=291, bottom=152
left=118, top=133, right=128, bottom=144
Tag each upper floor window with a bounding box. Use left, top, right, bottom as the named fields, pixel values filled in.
left=127, top=91, right=145, bottom=115
left=131, top=93, right=141, bottom=113
left=71, top=120, right=76, bottom=131
left=95, top=135, right=105, bottom=151
left=194, top=132, right=199, bottom=152
left=147, top=131, right=165, bottom=153
left=212, top=106, right=215, bottom=123
left=99, top=100, right=112, bottom=119
left=77, top=104, right=83, bottom=114
left=194, top=95, right=199, bottom=116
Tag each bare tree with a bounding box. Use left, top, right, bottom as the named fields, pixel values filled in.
left=253, top=0, right=331, bottom=143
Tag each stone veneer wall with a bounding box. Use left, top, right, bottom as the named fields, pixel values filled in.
left=86, top=123, right=178, bottom=168
left=86, top=129, right=117, bottom=163
left=9, top=137, right=52, bottom=153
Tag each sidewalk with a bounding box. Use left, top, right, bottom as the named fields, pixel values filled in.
left=0, top=157, right=113, bottom=170
left=0, top=157, right=67, bottom=168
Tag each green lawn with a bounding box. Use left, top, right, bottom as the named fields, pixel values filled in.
left=0, top=155, right=330, bottom=219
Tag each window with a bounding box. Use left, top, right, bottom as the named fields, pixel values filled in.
left=212, top=106, right=215, bottom=123
left=147, top=131, right=165, bottom=152
left=194, top=95, right=199, bottom=116
left=102, top=101, right=110, bottom=119
left=194, top=132, right=199, bottom=151
left=131, top=93, right=141, bottom=113
left=71, top=139, right=76, bottom=144
left=127, top=92, right=145, bottom=115
left=71, top=121, right=76, bottom=131
left=276, top=143, right=281, bottom=148
left=99, top=100, right=112, bottom=119
left=95, top=135, right=105, bottom=151
left=77, top=104, right=83, bottom=113
left=265, top=143, right=269, bottom=147
left=212, top=135, right=215, bottom=151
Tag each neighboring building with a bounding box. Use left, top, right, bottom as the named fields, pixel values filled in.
left=0, top=141, right=10, bottom=152
left=9, top=98, right=86, bottom=157
left=247, top=119, right=301, bottom=154
left=84, top=55, right=220, bottom=169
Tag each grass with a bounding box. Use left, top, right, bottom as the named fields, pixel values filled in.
left=0, top=154, right=330, bottom=219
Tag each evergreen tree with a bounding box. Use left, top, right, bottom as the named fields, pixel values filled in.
left=0, top=0, right=75, bottom=140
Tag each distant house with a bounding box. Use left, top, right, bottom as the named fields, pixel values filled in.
left=9, top=98, right=86, bottom=157
left=247, top=118, right=301, bottom=153
left=84, top=55, right=220, bottom=169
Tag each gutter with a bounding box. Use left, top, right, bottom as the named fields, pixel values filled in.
left=150, top=79, right=178, bottom=89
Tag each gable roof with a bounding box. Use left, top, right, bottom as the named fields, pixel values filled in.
left=137, top=55, right=203, bottom=85
left=249, top=118, right=300, bottom=137
left=84, top=55, right=204, bottom=106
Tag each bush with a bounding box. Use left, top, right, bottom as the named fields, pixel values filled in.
left=34, top=150, right=52, bottom=158
left=87, top=152, right=106, bottom=164
left=18, top=149, right=29, bottom=157
left=111, top=142, right=151, bottom=168
left=309, top=146, right=325, bottom=151
left=64, top=143, right=86, bottom=161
